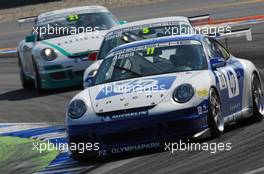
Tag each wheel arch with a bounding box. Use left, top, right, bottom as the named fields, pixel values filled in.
left=237, top=58, right=260, bottom=109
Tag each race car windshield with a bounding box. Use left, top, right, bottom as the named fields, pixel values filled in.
left=94, top=40, right=208, bottom=85
left=37, top=12, right=118, bottom=41
left=98, top=23, right=192, bottom=60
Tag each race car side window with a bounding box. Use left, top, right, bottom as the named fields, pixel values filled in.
left=215, top=41, right=230, bottom=60
left=209, top=38, right=230, bottom=60
left=204, top=38, right=230, bottom=60
left=204, top=38, right=222, bottom=58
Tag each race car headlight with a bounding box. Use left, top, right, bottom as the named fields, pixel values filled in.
left=68, top=99, right=87, bottom=119
left=41, top=48, right=57, bottom=61
left=173, top=84, right=194, bottom=103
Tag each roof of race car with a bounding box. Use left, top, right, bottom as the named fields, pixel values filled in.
left=38, top=6, right=109, bottom=19
left=111, top=34, right=204, bottom=52
left=107, top=16, right=189, bottom=32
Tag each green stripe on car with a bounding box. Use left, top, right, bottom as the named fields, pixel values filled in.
left=41, top=41, right=71, bottom=56
left=41, top=41, right=90, bottom=57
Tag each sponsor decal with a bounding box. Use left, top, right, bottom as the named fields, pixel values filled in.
left=230, top=102, right=241, bottom=112
left=197, top=103, right=208, bottom=115
left=216, top=67, right=239, bottom=98
left=85, top=76, right=94, bottom=87
left=111, top=142, right=161, bottom=154
left=105, top=21, right=184, bottom=40
left=113, top=52, right=134, bottom=61
left=143, top=27, right=150, bottom=34
left=106, top=40, right=201, bottom=59
left=225, top=68, right=239, bottom=98
left=215, top=71, right=227, bottom=90
left=67, top=14, right=79, bottom=22
left=111, top=110, right=148, bottom=119
left=96, top=76, right=176, bottom=100
left=147, top=47, right=155, bottom=55
left=197, top=89, right=208, bottom=97
left=98, top=142, right=161, bottom=156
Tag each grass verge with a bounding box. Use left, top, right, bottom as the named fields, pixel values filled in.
left=0, top=136, right=59, bottom=174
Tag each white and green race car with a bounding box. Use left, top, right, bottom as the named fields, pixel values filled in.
left=17, top=6, right=125, bottom=92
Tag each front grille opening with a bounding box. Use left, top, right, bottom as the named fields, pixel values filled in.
left=100, top=127, right=154, bottom=145
left=44, top=65, right=63, bottom=71
left=68, top=52, right=89, bottom=59
left=50, top=72, right=67, bottom=80
left=96, top=106, right=154, bottom=117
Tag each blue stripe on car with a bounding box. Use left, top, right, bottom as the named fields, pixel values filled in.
left=96, top=76, right=176, bottom=100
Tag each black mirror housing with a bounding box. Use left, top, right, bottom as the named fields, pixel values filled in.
left=25, top=35, right=35, bottom=43
left=210, top=57, right=226, bottom=69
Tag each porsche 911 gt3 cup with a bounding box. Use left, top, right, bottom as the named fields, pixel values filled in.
left=83, top=15, right=253, bottom=88
left=83, top=16, right=193, bottom=88
left=66, top=34, right=264, bottom=159
left=17, top=6, right=124, bottom=92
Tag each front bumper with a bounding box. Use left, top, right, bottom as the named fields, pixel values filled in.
left=40, top=68, right=84, bottom=89
left=39, top=59, right=91, bottom=89
left=66, top=104, right=209, bottom=157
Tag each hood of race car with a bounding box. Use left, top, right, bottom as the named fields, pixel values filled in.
left=88, top=70, right=206, bottom=113
left=40, top=31, right=107, bottom=56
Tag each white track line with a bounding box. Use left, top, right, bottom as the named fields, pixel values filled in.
left=31, top=132, right=66, bottom=141
left=0, top=123, right=54, bottom=134
left=243, top=166, right=264, bottom=174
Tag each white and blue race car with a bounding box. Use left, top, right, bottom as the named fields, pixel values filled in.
left=66, top=34, right=263, bottom=159
left=82, top=15, right=253, bottom=88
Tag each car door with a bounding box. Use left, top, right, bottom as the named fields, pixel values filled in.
left=205, top=37, right=244, bottom=117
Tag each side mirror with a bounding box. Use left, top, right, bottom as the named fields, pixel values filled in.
left=210, top=57, right=226, bottom=69
left=118, top=20, right=127, bottom=25
left=84, top=70, right=97, bottom=88
left=25, top=35, right=35, bottom=43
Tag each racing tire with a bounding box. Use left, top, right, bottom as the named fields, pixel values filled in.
left=32, top=58, right=44, bottom=93
left=208, top=87, right=224, bottom=138
left=251, top=73, right=264, bottom=122
left=18, top=56, right=34, bottom=89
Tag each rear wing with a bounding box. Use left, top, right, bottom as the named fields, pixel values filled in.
left=188, top=14, right=253, bottom=45
left=18, top=16, right=37, bottom=26
left=216, top=28, right=252, bottom=41
left=188, top=14, right=211, bottom=26
left=214, top=28, right=252, bottom=48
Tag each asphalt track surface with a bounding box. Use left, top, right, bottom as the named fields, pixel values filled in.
left=0, top=0, right=264, bottom=173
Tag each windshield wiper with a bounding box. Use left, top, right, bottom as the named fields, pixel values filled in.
left=113, top=65, right=143, bottom=77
